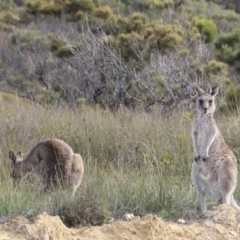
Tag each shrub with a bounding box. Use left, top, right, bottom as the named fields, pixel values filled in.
left=142, top=20, right=163, bottom=39
left=18, top=8, right=35, bottom=24
left=14, top=0, right=24, bottom=6
left=100, top=15, right=118, bottom=35
left=215, top=45, right=237, bottom=65
left=115, top=32, right=143, bottom=62
left=64, top=0, right=96, bottom=14
left=74, top=10, right=85, bottom=21
left=128, top=12, right=149, bottom=33
left=0, top=22, right=15, bottom=32
left=145, top=24, right=183, bottom=53
left=2, top=93, right=16, bottom=102
left=203, top=60, right=227, bottom=76
left=2, top=12, right=20, bottom=25
left=10, top=30, right=49, bottom=51
left=38, top=3, right=62, bottom=16
left=58, top=190, right=111, bottom=227
left=215, top=30, right=240, bottom=49
left=11, top=30, right=31, bottom=45
left=114, top=16, right=129, bottom=34
left=92, top=0, right=101, bottom=8
left=94, top=6, right=113, bottom=20
left=25, top=0, right=41, bottom=14
left=211, top=9, right=240, bottom=33
left=54, top=45, right=74, bottom=58
left=120, top=0, right=173, bottom=13
left=191, top=17, right=217, bottom=43
left=85, top=14, right=129, bottom=36
left=215, top=30, right=240, bottom=67
left=40, top=88, right=63, bottom=105
left=151, top=0, right=173, bottom=10
left=48, top=35, right=65, bottom=52
left=0, top=0, right=15, bottom=11
left=225, top=84, right=240, bottom=111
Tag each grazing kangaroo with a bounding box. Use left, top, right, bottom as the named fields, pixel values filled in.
left=9, top=138, right=84, bottom=196
left=191, top=83, right=240, bottom=213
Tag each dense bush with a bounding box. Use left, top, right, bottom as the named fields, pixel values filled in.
left=145, top=24, right=183, bottom=53
left=48, top=35, right=65, bottom=52
left=0, top=0, right=16, bottom=10
left=94, top=5, right=113, bottom=19
left=119, top=0, right=173, bottom=14
left=0, top=22, right=15, bottom=32
left=38, top=2, right=62, bottom=16
left=64, top=0, right=96, bottom=13
left=191, top=17, right=217, bottom=43
left=215, top=30, right=240, bottom=49
left=25, top=0, right=41, bottom=14
left=215, top=30, right=240, bottom=65
left=53, top=43, right=84, bottom=58
left=2, top=12, right=20, bottom=25
left=128, top=12, right=149, bottom=33
left=224, top=84, right=240, bottom=111
left=115, top=32, right=143, bottom=62
left=203, top=60, right=227, bottom=76
left=14, top=0, right=24, bottom=6
left=10, top=30, right=49, bottom=51
left=215, top=45, right=238, bottom=64
left=25, top=0, right=100, bottom=16
left=101, top=15, right=129, bottom=35
left=59, top=191, right=111, bottom=227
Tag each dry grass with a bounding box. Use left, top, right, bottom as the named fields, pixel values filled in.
left=0, top=95, right=240, bottom=224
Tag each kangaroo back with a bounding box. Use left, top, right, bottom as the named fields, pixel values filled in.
left=35, top=139, right=73, bottom=185
left=9, top=138, right=84, bottom=194
left=70, top=154, right=84, bottom=196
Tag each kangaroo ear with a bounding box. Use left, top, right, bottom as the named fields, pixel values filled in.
left=194, top=84, right=205, bottom=95
left=16, top=151, right=23, bottom=163
left=210, top=84, right=220, bottom=97
left=9, top=151, right=16, bottom=164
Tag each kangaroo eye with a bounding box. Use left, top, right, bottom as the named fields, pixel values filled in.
left=199, top=100, right=203, bottom=105
left=209, top=100, right=213, bottom=104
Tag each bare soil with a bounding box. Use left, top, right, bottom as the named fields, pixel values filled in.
left=0, top=204, right=240, bottom=240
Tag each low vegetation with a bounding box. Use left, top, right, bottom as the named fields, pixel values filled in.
left=1, top=93, right=240, bottom=225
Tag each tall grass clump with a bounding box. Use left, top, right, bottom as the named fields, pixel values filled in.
left=1, top=95, right=240, bottom=224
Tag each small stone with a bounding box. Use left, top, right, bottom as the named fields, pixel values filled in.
left=123, top=213, right=135, bottom=221
left=177, top=219, right=186, bottom=224
left=229, top=231, right=237, bottom=237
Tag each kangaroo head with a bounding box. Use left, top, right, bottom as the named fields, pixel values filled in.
left=194, top=84, right=220, bottom=115
left=9, top=151, right=24, bottom=181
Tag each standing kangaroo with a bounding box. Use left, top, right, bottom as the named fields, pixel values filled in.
left=191, top=83, right=240, bottom=213
left=9, top=138, right=84, bottom=196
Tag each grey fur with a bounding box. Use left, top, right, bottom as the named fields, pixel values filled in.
left=191, top=84, right=240, bottom=213
left=9, top=138, right=84, bottom=196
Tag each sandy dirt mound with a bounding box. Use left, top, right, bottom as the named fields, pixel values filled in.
left=0, top=204, right=240, bottom=240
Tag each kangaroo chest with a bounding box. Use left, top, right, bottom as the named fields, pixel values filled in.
left=196, top=116, right=215, bottom=151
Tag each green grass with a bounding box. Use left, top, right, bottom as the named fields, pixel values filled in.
left=1, top=95, right=240, bottom=224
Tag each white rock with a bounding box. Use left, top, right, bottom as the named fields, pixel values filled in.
left=123, top=213, right=135, bottom=221
left=177, top=219, right=186, bottom=224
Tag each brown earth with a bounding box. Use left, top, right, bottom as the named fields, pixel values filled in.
left=0, top=204, right=240, bottom=240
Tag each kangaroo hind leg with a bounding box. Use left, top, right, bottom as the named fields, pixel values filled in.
left=197, top=189, right=207, bottom=213
left=230, top=195, right=240, bottom=211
